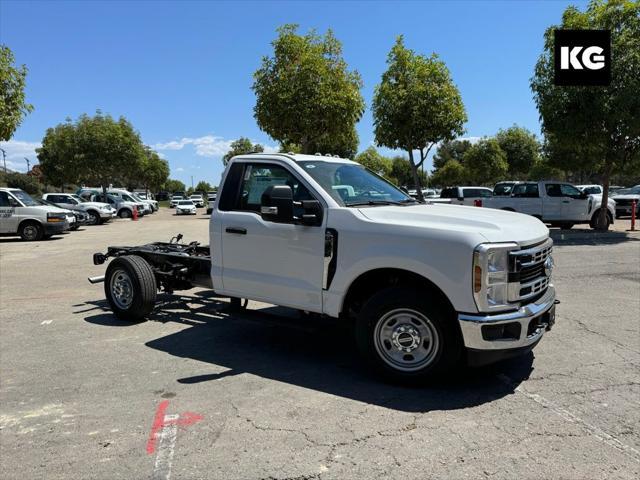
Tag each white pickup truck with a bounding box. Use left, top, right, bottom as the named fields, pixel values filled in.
left=90, top=154, right=557, bottom=382
left=482, top=181, right=616, bottom=229
left=0, top=187, right=70, bottom=241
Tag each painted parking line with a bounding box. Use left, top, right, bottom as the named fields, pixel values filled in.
left=147, top=400, right=204, bottom=480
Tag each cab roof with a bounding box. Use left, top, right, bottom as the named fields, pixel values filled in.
left=233, top=153, right=357, bottom=165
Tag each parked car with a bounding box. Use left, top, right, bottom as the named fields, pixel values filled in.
left=169, top=195, right=184, bottom=208
left=42, top=193, right=114, bottom=225
left=36, top=198, right=86, bottom=230
left=440, top=186, right=494, bottom=205
left=482, top=181, right=616, bottom=229
left=91, top=153, right=557, bottom=382
left=611, top=185, right=640, bottom=218
left=0, top=188, right=69, bottom=241
left=90, top=193, right=144, bottom=219
left=189, top=194, right=205, bottom=208
left=207, top=191, right=217, bottom=202
left=108, top=189, right=155, bottom=214
left=175, top=200, right=197, bottom=215
left=576, top=184, right=603, bottom=195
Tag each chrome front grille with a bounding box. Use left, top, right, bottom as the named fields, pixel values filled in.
left=508, top=238, right=553, bottom=303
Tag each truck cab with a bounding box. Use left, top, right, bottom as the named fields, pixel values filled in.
left=0, top=188, right=69, bottom=241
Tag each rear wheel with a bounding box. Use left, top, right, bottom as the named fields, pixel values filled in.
left=558, top=223, right=574, bottom=230
left=590, top=210, right=612, bottom=230
left=355, top=286, right=462, bottom=383
left=19, top=221, right=43, bottom=241
left=104, top=255, right=157, bottom=321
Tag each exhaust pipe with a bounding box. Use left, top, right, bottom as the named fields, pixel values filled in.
left=88, top=275, right=105, bottom=284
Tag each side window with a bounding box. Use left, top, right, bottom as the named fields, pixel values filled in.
left=0, top=191, right=10, bottom=207
left=440, top=188, right=456, bottom=198
left=545, top=184, right=562, bottom=197
left=236, top=164, right=313, bottom=214
left=218, top=163, right=244, bottom=211
left=478, top=189, right=492, bottom=198
left=560, top=184, right=582, bottom=198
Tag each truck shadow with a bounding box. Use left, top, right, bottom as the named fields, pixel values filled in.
left=82, top=291, right=535, bottom=413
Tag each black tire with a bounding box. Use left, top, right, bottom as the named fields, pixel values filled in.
left=87, top=210, right=101, bottom=225
left=19, top=221, right=43, bottom=241
left=104, top=255, right=157, bottom=321
left=558, top=223, right=574, bottom=230
left=118, top=208, right=132, bottom=219
left=355, top=286, right=462, bottom=384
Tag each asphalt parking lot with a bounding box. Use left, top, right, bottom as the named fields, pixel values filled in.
left=1, top=209, right=639, bottom=479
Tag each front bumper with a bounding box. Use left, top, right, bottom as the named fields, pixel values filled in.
left=45, top=221, right=68, bottom=235
left=458, top=285, right=556, bottom=352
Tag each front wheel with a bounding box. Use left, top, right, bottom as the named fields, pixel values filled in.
left=355, top=287, right=462, bottom=383
left=19, top=221, right=43, bottom=241
left=86, top=210, right=101, bottom=225
left=104, top=255, right=157, bottom=321
left=118, top=209, right=132, bottom=219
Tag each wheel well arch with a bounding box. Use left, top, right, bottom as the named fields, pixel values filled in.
left=340, top=268, right=456, bottom=320
left=18, top=218, right=44, bottom=230
left=501, top=207, right=516, bottom=212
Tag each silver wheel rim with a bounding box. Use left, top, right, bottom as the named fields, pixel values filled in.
left=374, top=308, right=440, bottom=372
left=110, top=269, right=134, bottom=309
left=23, top=225, right=38, bottom=240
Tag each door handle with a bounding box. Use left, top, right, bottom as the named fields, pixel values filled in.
left=226, top=227, right=247, bottom=235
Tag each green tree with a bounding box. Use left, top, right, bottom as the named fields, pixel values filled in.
left=373, top=36, right=467, bottom=201
left=432, top=139, right=472, bottom=170
left=430, top=160, right=468, bottom=187
left=0, top=45, right=34, bottom=141
left=495, top=125, right=540, bottom=178
left=354, top=146, right=393, bottom=177
left=37, top=112, right=146, bottom=194
left=463, top=138, right=508, bottom=185
left=531, top=0, right=640, bottom=229
left=37, top=119, right=78, bottom=189
left=5, top=172, right=41, bottom=195
left=389, top=156, right=427, bottom=188
left=253, top=24, right=365, bottom=155
left=528, top=158, right=566, bottom=181
left=164, top=179, right=186, bottom=193
left=222, top=137, right=264, bottom=166
left=132, top=147, right=169, bottom=192
left=195, top=180, right=212, bottom=192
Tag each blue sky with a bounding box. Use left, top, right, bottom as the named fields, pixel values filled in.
left=0, top=0, right=587, bottom=186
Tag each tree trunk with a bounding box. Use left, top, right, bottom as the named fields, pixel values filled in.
left=596, top=158, right=613, bottom=231
left=408, top=149, right=424, bottom=203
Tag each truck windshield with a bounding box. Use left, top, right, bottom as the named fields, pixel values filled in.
left=11, top=190, right=39, bottom=206
left=298, top=161, right=414, bottom=207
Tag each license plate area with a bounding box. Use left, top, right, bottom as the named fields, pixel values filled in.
left=527, top=305, right=555, bottom=337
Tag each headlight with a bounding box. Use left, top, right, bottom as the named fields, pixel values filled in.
left=473, top=243, right=518, bottom=312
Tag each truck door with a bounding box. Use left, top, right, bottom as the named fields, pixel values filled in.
left=0, top=191, right=18, bottom=233
left=511, top=183, right=543, bottom=216
left=559, top=184, right=590, bottom=220
left=543, top=183, right=566, bottom=221
left=218, top=162, right=325, bottom=312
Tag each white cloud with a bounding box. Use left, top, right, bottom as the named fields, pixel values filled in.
left=0, top=139, right=41, bottom=172
left=152, top=134, right=277, bottom=157
left=174, top=167, right=184, bottom=172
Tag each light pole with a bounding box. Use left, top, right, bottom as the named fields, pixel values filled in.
left=24, top=157, right=31, bottom=173
left=0, top=148, right=6, bottom=173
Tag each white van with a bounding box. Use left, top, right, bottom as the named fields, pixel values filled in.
left=0, top=188, right=70, bottom=241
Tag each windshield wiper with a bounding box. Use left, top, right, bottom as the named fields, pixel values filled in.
left=345, top=200, right=404, bottom=207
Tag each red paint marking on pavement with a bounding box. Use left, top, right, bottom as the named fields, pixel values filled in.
left=146, top=402, right=204, bottom=455
left=147, top=400, right=169, bottom=454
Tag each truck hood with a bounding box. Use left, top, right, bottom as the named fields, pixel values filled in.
left=358, top=204, right=549, bottom=246
left=611, top=194, right=640, bottom=200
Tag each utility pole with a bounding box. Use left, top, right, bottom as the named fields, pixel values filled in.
left=191, top=176, right=194, bottom=190
left=24, top=157, right=30, bottom=173
left=0, top=148, right=6, bottom=173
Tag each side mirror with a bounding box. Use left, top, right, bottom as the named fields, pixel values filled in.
left=260, top=185, right=293, bottom=223
left=580, top=191, right=588, bottom=199
left=9, top=198, right=19, bottom=208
